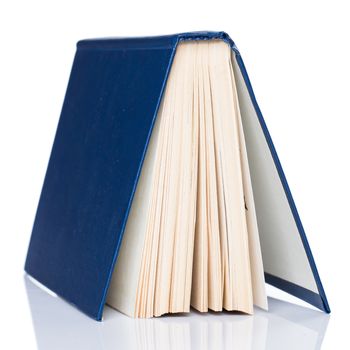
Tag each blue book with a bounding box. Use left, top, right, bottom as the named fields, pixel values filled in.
left=25, top=31, right=330, bottom=320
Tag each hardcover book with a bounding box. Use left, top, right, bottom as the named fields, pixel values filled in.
left=25, top=31, right=330, bottom=320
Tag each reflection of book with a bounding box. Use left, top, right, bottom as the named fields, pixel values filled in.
left=25, top=32, right=329, bottom=320
left=25, top=276, right=329, bottom=350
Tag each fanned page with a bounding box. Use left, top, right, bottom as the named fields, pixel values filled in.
left=106, top=40, right=267, bottom=318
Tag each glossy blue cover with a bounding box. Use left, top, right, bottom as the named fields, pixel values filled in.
left=25, top=31, right=329, bottom=320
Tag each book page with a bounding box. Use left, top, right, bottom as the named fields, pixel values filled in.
left=231, top=53, right=318, bottom=294
left=106, top=97, right=163, bottom=317
left=108, top=40, right=268, bottom=318
left=229, top=52, right=268, bottom=310
left=208, top=41, right=254, bottom=314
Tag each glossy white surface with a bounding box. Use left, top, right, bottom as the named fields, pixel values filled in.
left=24, top=276, right=328, bottom=350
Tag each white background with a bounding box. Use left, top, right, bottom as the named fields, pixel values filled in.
left=1, top=1, right=349, bottom=349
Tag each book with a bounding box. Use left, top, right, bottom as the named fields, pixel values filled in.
left=24, top=31, right=330, bottom=320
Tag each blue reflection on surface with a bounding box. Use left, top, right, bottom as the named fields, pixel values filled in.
left=24, top=275, right=329, bottom=350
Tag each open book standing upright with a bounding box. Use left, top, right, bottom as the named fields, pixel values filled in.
left=25, top=32, right=330, bottom=320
